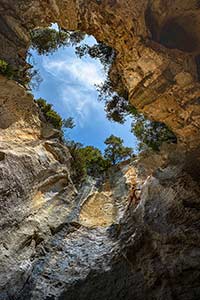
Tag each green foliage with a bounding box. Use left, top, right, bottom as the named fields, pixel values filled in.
left=61, top=118, right=76, bottom=142
left=79, top=146, right=111, bottom=176
left=36, top=98, right=62, bottom=129
left=96, top=78, right=131, bottom=123
left=26, top=59, right=43, bottom=90
left=66, top=136, right=133, bottom=184
left=97, top=78, right=177, bottom=151
left=66, top=141, right=87, bottom=184
left=67, top=31, right=86, bottom=46
left=62, top=117, right=75, bottom=129
left=30, top=28, right=85, bottom=55
left=0, top=59, right=8, bottom=73
left=30, top=28, right=69, bottom=55
left=46, top=110, right=62, bottom=129
left=65, top=141, right=111, bottom=184
left=104, top=135, right=133, bottom=165
left=36, top=98, right=76, bottom=131
left=131, top=115, right=177, bottom=151
left=0, top=59, right=19, bottom=80
left=0, top=58, right=41, bottom=89
left=75, top=42, right=115, bottom=70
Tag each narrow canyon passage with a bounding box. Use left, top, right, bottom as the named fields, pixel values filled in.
left=1, top=1, right=200, bottom=300
left=0, top=152, right=138, bottom=300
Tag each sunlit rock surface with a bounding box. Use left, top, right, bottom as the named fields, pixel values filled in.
left=79, top=166, right=137, bottom=227
left=1, top=1, right=200, bottom=299
left=0, top=132, right=139, bottom=299
left=1, top=0, right=200, bottom=147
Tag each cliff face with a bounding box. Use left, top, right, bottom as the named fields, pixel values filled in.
left=0, top=133, right=138, bottom=300
left=0, top=1, right=200, bottom=299
left=0, top=76, right=77, bottom=299
left=1, top=0, right=200, bottom=147
left=1, top=136, right=200, bottom=300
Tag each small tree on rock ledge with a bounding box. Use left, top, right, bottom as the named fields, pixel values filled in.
left=104, top=135, right=133, bottom=165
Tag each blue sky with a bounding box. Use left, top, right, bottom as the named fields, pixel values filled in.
left=30, top=34, right=138, bottom=152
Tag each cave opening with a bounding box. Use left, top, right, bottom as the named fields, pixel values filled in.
left=1, top=3, right=200, bottom=300
left=145, top=8, right=199, bottom=54
left=28, top=25, right=138, bottom=153
left=27, top=24, right=177, bottom=157
left=159, top=19, right=198, bottom=53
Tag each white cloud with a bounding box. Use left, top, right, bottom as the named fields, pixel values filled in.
left=42, top=54, right=106, bottom=126
left=43, top=56, right=105, bottom=88
left=60, top=84, right=104, bottom=128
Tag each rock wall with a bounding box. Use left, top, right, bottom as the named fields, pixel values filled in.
left=0, top=140, right=138, bottom=300
left=1, top=1, right=200, bottom=300
left=1, top=144, right=199, bottom=300
left=1, top=0, right=200, bottom=147
left=0, top=76, right=77, bottom=299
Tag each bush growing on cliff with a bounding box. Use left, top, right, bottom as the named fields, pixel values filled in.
left=79, top=146, right=111, bottom=176
left=65, top=141, right=87, bottom=184
left=131, top=115, right=177, bottom=151
left=97, top=78, right=177, bottom=151
left=0, top=59, right=20, bottom=80
left=75, top=42, right=115, bottom=70
left=0, top=59, right=8, bottom=73
left=30, top=28, right=85, bottom=55
left=36, top=98, right=75, bottom=132
left=0, top=58, right=41, bottom=89
left=36, top=98, right=62, bottom=129
left=65, top=141, right=110, bottom=184
left=66, top=136, right=134, bottom=184
left=104, top=135, right=133, bottom=165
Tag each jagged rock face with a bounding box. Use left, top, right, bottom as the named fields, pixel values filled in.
left=0, top=145, right=136, bottom=299
left=1, top=148, right=199, bottom=300
left=1, top=1, right=200, bottom=300
left=0, top=76, right=77, bottom=298
left=1, top=0, right=200, bottom=147
left=119, top=166, right=200, bottom=300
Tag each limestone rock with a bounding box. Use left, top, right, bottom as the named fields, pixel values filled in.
left=1, top=0, right=200, bottom=146
left=1, top=1, right=200, bottom=299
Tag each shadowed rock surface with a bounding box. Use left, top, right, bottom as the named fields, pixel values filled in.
left=1, top=1, right=200, bottom=299
left=1, top=0, right=200, bottom=147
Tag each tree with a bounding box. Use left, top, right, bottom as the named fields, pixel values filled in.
left=131, top=115, right=177, bottom=151
left=36, top=98, right=62, bottom=129
left=36, top=98, right=75, bottom=132
left=96, top=77, right=132, bottom=123
left=97, top=79, right=177, bottom=151
left=65, top=142, right=110, bottom=184
left=30, top=28, right=85, bottom=55
left=62, top=117, right=75, bottom=129
left=65, top=141, right=87, bottom=184
left=30, top=28, right=69, bottom=55
left=104, top=135, right=133, bottom=165
left=75, top=42, right=115, bottom=70
left=79, top=146, right=110, bottom=176
left=66, top=30, right=86, bottom=46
